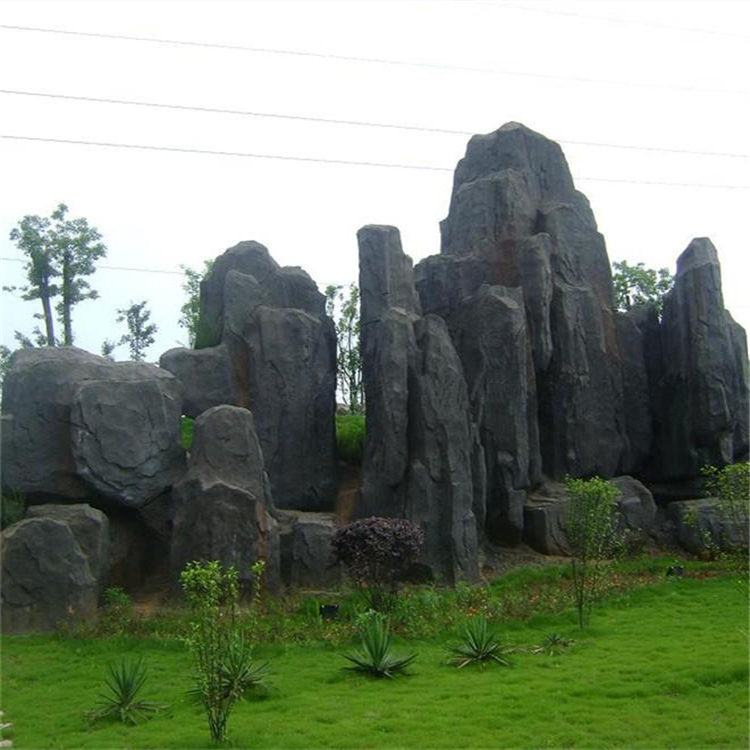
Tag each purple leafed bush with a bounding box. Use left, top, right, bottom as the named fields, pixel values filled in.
left=331, top=517, right=424, bottom=612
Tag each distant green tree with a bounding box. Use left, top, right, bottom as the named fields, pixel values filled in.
left=101, top=339, right=117, bottom=360
left=325, top=283, right=363, bottom=413
left=179, top=260, right=214, bottom=347
left=117, top=301, right=157, bottom=361
left=612, top=260, right=673, bottom=313
left=0, top=345, right=12, bottom=388
left=6, top=203, right=106, bottom=345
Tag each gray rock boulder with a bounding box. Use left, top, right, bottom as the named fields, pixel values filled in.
left=170, top=405, right=280, bottom=590
left=278, top=511, right=342, bottom=589
left=523, top=476, right=657, bottom=556
left=1, top=517, right=97, bottom=634
left=26, top=503, right=110, bottom=592
left=657, top=239, right=750, bottom=479
left=668, top=498, right=747, bottom=555
left=70, top=378, right=185, bottom=508
left=159, top=344, right=238, bottom=418
left=1, top=347, right=185, bottom=506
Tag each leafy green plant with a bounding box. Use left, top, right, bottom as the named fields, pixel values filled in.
left=531, top=632, right=574, bottom=656
left=450, top=617, right=511, bottom=669
left=181, top=560, right=266, bottom=743
left=343, top=612, right=416, bottom=678
left=612, top=260, right=673, bottom=314
left=0, top=490, right=26, bottom=530
left=566, top=476, right=623, bottom=629
left=335, top=414, right=365, bottom=465
left=88, top=658, right=162, bottom=725
left=98, top=587, right=133, bottom=635
left=181, top=416, right=195, bottom=451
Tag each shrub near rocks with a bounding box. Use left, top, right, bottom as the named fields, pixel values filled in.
left=331, top=517, right=423, bottom=613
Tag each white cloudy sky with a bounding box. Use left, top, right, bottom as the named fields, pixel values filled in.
left=1, top=0, right=748, bottom=360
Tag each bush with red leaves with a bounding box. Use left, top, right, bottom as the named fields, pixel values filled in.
left=331, top=517, right=424, bottom=612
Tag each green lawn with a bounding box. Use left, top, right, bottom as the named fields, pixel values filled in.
left=2, top=576, right=747, bottom=749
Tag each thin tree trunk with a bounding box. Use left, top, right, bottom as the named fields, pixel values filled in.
left=41, top=289, right=56, bottom=346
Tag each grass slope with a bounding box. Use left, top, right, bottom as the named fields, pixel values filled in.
left=2, top=577, right=747, bottom=749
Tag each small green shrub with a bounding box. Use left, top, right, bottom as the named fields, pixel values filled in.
left=343, top=612, right=416, bottom=678
left=181, top=560, right=266, bottom=743
left=531, top=632, right=574, bottom=656
left=88, top=658, right=162, bottom=725
left=566, top=476, right=622, bottom=629
left=1, top=490, right=26, bottom=529
left=99, top=587, right=133, bottom=635
left=336, top=414, right=365, bottom=465
left=450, top=617, right=511, bottom=669
left=181, top=416, right=195, bottom=451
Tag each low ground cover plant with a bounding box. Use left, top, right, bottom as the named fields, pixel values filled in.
left=335, top=414, right=365, bottom=465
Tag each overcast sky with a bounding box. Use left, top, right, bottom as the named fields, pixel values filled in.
left=1, top=0, right=748, bottom=360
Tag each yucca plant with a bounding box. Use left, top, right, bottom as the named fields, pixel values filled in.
left=215, top=634, right=268, bottom=704
left=343, top=613, right=416, bottom=678
left=531, top=632, right=574, bottom=656
left=450, top=617, right=512, bottom=669
left=89, top=658, right=162, bottom=725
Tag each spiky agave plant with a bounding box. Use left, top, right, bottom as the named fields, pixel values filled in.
left=89, top=658, right=163, bottom=725
left=531, top=632, right=574, bottom=656
left=450, top=617, right=512, bottom=669
left=343, top=613, right=416, bottom=678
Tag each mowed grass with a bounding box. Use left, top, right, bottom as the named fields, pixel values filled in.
left=2, top=576, right=747, bottom=749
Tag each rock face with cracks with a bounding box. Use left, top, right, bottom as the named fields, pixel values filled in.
left=160, top=241, right=337, bottom=511
left=170, top=405, right=281, bottom=591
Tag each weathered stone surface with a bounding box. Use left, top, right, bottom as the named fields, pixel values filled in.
left=405, top=315, right=481, bottom=582
left=159, top=344, right=238, bottom=418
left=668, top=498, right=746, bottom=554
left=170, top=406, right=280, bottom=590
left=107, top=511, right=152, bottom=591
left=417, top=122, right=627, bottom=482
left=278, top=511, right=342, bottom=589
left=196, top=241, right=326, bottom=348
left=523, top=476, right=657, bottom=556
left=358, top=228, right=481, bottom=582
left=70, top=378, right=185, bottom=508
left=175, top=241, right=337, bottom=511
left=1, top=348, right=185, bottom=505
left=452, top=285, right=532, bottom=544
left=26, top=503, right=110, bottom=591
left=1, top=518, right=97, bottom=634
left=657, top=239, right=749, bottom=479
left=244, top=306, right=337, bottom=510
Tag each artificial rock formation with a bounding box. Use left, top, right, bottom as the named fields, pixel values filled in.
left=26, top=503, right=111, bottom=593
left=170, top=405, right=281, bottom=590
left=1, top=517, right=97, bottom=634
left=358, top=225, right=481, bottom=583
left=1, top=348, right=185, bottom=507
left=160, top=242, right=337, bottom=511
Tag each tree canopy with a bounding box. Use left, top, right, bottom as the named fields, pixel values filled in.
left=612, top=260, right=673, bottom=313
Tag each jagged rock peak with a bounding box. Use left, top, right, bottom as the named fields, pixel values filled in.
left=676, top=237, right=720, bottom=277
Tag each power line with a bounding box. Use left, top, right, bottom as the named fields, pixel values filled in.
left=0, top=257, right=183, bottom=275
left=2, top=133, right=749, bottom=190
left=485, top=2, right=750, bottom=40
left=0, top=23, right=746, bottom=97
left=2, top=88, right=747, bottom=160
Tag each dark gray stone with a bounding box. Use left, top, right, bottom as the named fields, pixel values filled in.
left=657, top=239, right=749, bottom=479
left=107, top=511, right=152, bottom=591
left=668, top=498, right=746, bottom=554
left=26, top=503, right=110, bottom=592
left=453, top=285, right=533, bottom=544
left=159, top=344, right=238, bottom=418
left=1, top=517, right=97, bottom=634
left=1, top=348, right=185, bottom=505
left=523, top=476, right=657, bottom=556
left=70, top=378, right=185, bottom=508
left=170, top=406, right=280, bottom=590
left=278, top=511, right=342, bottom=589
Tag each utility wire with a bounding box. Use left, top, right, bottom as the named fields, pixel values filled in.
left=2, top=88, right=747, bottom=160
left=483, top=2, right=750, bottom=40
left=0, top=23, right=746, bottom=97
left=2, top=133, right=749, bottom=190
